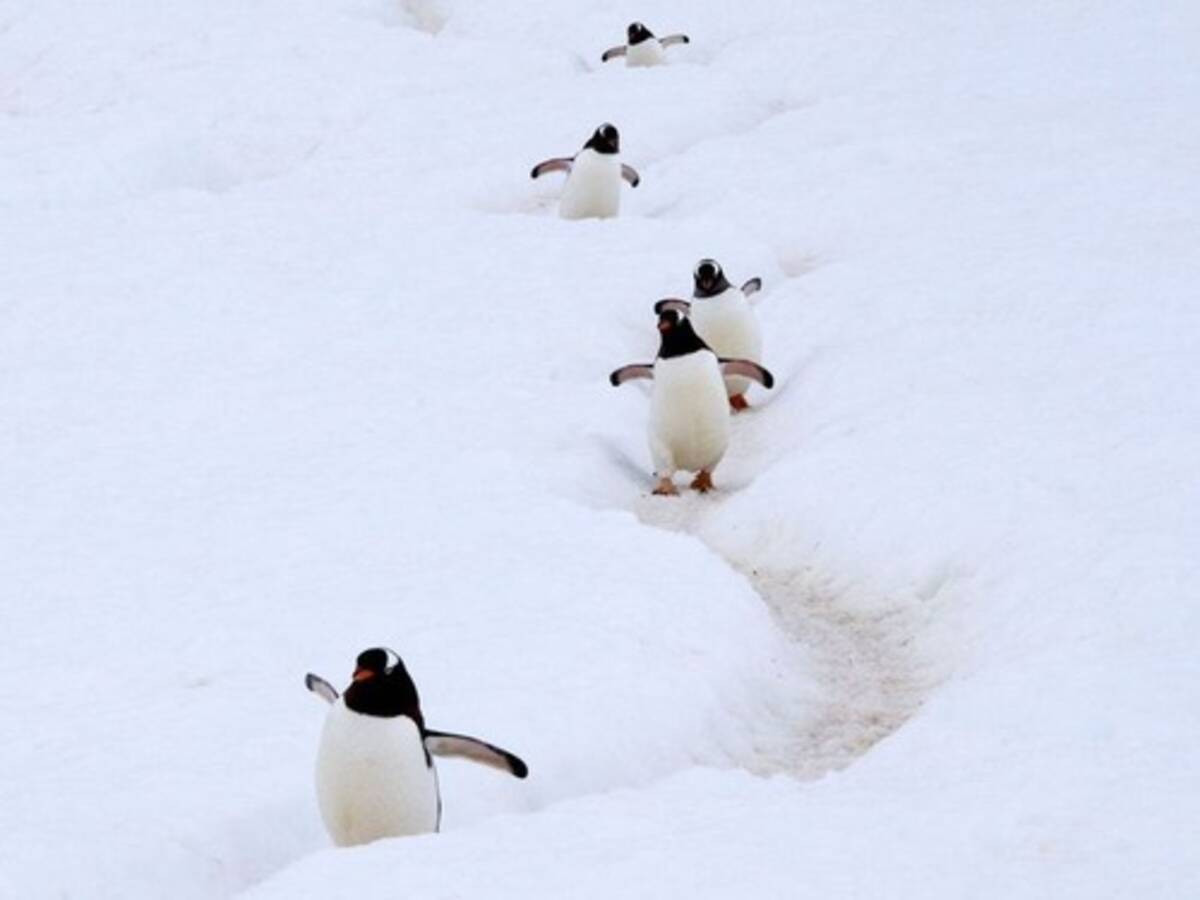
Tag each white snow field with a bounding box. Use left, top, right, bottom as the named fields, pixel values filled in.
left=2, top=0, right=1198, bottom=896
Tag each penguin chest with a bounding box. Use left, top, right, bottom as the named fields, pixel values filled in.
left=626, top=39, right=665, bottom=67
left=315, top=701, right=440, bottom=846
left=650, top=353, right=730, bottom=474
left=560, top=150, right=621, bottom=219
left=690, top=291, right=763, bottom=396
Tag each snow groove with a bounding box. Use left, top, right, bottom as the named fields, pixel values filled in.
left=632, top=445, right=930, bottom=779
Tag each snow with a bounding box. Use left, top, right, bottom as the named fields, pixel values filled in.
left=2, top=0, right=1198, bottom=897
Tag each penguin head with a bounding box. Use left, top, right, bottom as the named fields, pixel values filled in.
left=627, top=22, right=654, bottom=44
left=344, top=647, right=424, bottom=723
left=693, top=258, right=732, bottom=298
left=585, top=123, right=621, bottom=155
left=656, top=307, right=709, bottom=359
left=658, top=307, right=682, bottom=333
left=352, top=647, right=401, bottom=682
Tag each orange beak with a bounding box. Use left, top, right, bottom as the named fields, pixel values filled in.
left=352, top=668, right=375, bottom=683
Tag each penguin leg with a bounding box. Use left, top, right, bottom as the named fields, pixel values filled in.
left=690, top=470, right=715, bottom=492
left=729, top=394, right=750, bottom=412
left=650, top=438, right=677, bottom=495
left=424, top=730, right=529, bottom=778
left=653, top=476, right=680, bottom=496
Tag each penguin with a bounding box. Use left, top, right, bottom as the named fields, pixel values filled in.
left=530, top=123, right=640, bottom=220
left=681, top=258, right=766, bottom=412
left=601, top=22, right=690, bottom=67
left=610, top=305, right=774, bottom=495
left=305, top=648, right=528, bottom=847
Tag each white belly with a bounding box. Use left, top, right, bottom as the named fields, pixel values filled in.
left=560, top=149, right=621, bottom=219
left=315, top=700, right=440, bottom=847
left=626, top=39, right=665, bottom=67
left=689, top=288, right=763, bottom=396
left=649, top=352, right=730, bottom=475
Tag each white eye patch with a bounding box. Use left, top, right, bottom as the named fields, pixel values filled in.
left=383, top=648, right=400, bottom=673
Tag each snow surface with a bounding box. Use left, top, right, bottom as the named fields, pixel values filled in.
left=2, top=0, right=1198, bottom=897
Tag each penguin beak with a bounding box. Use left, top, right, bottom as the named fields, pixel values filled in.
left=352, top=668, right=375, bottom=682
left=657, top=318, right=672, bottom=333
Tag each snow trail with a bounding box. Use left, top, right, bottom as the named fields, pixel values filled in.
left=633, top=468, right=932, bottom=779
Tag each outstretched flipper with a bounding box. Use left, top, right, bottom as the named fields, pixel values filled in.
left=653, top=297, right=692, bottom=316
left=719, top=358, right=774, bottom=388
left=424, top=730, right=529, bottom=778
left=601, top=45, right=628, bottom=63
left=610, top=363, right=655, bottom=386
left=741, top=277, right=762, bottom=296
left=530, top=157, right=574, bottom=180
left=621, top=164, right=641, bottom=187
left=305, top=672, right=339, bottom=704
left=660, top=34, right=690, bottom=47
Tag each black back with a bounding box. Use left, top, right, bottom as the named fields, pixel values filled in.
left=343, top=647, right=426, bottom=728
left=693, top=258, right=732, bottom=298
left=627, top=22, right=654, bottom=44
left=657, top=309, right=711, bottom=359
left=584, top=123, right=620, bottom=155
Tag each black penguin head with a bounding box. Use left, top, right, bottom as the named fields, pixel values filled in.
left=343, top=647, right=425, bottom=723
left=657, top=307, right=709, bottom=359
left=693, top=258, right=732, bottom=298
left=627, top=22, right=654, bottom=44
left=585, top=123, right=620, bottom=155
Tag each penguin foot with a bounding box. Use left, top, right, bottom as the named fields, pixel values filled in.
left=729, top=394, right=750, bottom=413
left=652, top=477, right=679, bottom=496
left=690, top=470, right=715, bottom=492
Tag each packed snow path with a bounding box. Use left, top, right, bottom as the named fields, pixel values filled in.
left=633, top=399, right=934, bottom=779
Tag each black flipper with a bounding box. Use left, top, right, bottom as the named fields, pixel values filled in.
left=610, top=364, right=655, bottom=386
left=660, top=34, right=690, bottom=48
left=719, top=358, right=774, bottom=388
left=621, top=164, right=640, bottom=187
left=530, top=157, right=573, bottom=179
left=305, top=672, right=339, bottom=704
left=601, top=45, right=628, bottom=62
left=741, top=277, right=762, bottom=296
left=654, top=298, right=692, bottom=316
left=424, top=730, right=529, bottom=778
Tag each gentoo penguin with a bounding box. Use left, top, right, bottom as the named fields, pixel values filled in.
left=681, top=259, right=765, bottom=412
left=305, top=648, right=528, bottom=847
left=610, top=306, right=774, bottom=495
left=530, top=123, right=640, bottom=219
left=601, top=22, right=690, bottom=66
